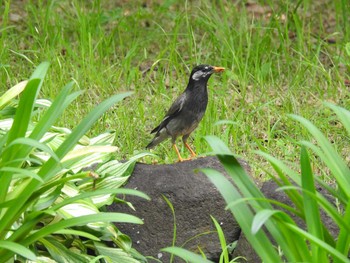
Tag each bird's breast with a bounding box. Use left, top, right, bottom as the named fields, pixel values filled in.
left=169, top=103, right=207, bottom=136
left=166, top=88, right=208, bottom=137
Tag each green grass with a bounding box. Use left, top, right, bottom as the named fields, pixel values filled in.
left=1, top=0, right=349, bottom=176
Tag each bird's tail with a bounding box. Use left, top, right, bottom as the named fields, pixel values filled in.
left=146, top=129, right=169, bottom=149
left=146, top=140, right=156, bottom=149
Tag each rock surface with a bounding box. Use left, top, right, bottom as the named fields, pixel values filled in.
left=108, top=156, right=250, bottom=262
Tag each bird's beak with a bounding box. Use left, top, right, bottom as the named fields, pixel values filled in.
left=212, top=66, right=225, bottom=73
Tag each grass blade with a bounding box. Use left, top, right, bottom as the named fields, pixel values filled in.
left=162, top=194, right=177, bottom=263
left=210, top=215, right=229, bottom=263
left=325, top=102, right=350, bottom=136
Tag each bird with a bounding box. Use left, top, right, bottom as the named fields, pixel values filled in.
left=146, top=64, right=225, bottom=162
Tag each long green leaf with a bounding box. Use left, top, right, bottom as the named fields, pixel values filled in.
left=255, top=151, right=304, bottom=210
left=277, top=185, right=350, bottom=236
left=298, top=140, right=347, bottom=204
left=6, top=61, right=49, bottom=147
left=290, top=114, right=350, bottom=195
left=4, top=137, right=60, bottom=163
left=335, top=204, right=350, bottom=263
left=200, top=167, right=281, bottom=262
left=0, top=167, right=43, bottom=183
left=3, top=79, right=41, bottom=155
left=53, top=229, right=100, bottom=241
left=0, top=241, right=36, bottom=260
left=30, top=61, right=50, bottom=81
left=40, top=237, right=90, bottom=263
left=286, top=223, right=350, bottom=263
left=227, top=197, right=302, bottom=218
left=29, top=82, right=80, bottom=141
left=204, top=136, right=266, bottom=201
left=31, top=173, right=92, bottom=201
left=251, top=208, right=311, bottom=261
left=5, top=209, right=57, bottom=245
left=21, top=212, right=142, bottom=246
left=300, top=146, right=327, bottom=262
left=251, top=210, right=286, bottom=235
left=161, top=247, right=214, bottom=263
left=0, top=78, right=41, bottom=208
left=94, top=242, right=140, bottom=263
left=0, top=80, right=28, bottom=109
left=51, top=188, right=150, bottom=211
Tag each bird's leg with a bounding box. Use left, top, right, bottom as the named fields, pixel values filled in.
left=184, top=142, right=196, bottom=158
left=173, top=144, right=184, bottom=162
left=182, top=135, right=196, bottom=160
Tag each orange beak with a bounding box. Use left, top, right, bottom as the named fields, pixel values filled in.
left=212, top=66, right=225, bottom=73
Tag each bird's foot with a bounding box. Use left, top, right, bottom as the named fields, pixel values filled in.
left=184, top=142, right=197, bottom=158
left=174, top=143, right=198, bottom=162
left=177, top=156, right=195, bottom=162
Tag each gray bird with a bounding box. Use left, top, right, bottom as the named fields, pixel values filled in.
left=146, top=64, right=225, bottom=162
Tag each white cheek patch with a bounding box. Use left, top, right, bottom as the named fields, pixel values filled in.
left=192, top=70, right=207, bottom=80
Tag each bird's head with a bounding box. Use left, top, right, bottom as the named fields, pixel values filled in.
left=190, top=64, right=225, bottom=82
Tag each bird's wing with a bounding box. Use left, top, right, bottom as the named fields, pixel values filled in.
left=150, top=93, right=186, bottom=134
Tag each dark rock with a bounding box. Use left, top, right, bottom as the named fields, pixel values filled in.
left=108, top=156, right=251, bottom=262
left=231, top=231, right=260, bottom=263
left=107, top=156, right=339, bottom=263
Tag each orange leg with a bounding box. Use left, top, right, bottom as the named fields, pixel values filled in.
left=184, top=142, right=196, bottom=158
left=173, top=144, right=184, bottom=162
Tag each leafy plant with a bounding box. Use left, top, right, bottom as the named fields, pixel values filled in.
left=0, top=62, right=149, bottom=262
left=163, top=103, right=350, bottom=262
